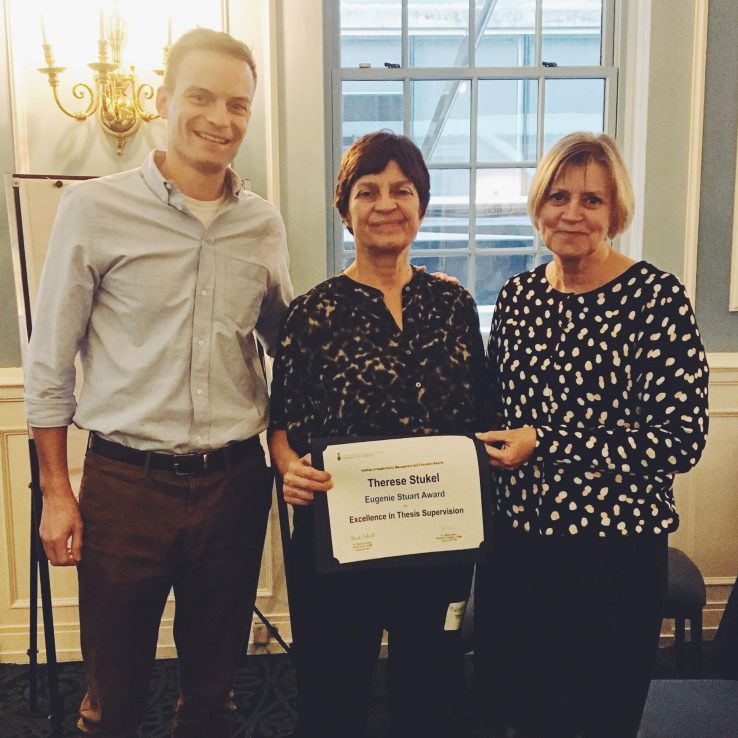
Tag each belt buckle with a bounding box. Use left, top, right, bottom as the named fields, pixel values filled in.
left=172, top=453, right=208, bottom=476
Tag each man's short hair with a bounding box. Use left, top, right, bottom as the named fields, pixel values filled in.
left=164, top=28, right=257, bottom=89
left=334, top=131, right=431, bottom=233
left=527, top=131, right=635, bottom=239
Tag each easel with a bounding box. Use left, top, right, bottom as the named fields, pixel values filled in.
left=8, top=174, right=68, bottom=736
left=27, top=439, right=65, bottom=737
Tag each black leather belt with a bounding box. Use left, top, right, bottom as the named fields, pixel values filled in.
left=88, top=434, right=260, bottom=476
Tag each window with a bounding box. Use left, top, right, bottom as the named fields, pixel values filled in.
left=326, top=0, right=618, bottom=308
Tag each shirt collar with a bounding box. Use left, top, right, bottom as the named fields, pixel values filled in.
left=141, top=150, right=244, bottom=208
left=338, top=264, right=424, bottom=300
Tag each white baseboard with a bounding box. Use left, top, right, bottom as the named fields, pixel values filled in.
left=0, top=611, right=294, bottom=664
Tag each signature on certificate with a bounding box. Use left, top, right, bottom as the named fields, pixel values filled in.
left=351, top=531, right=376, bottom=552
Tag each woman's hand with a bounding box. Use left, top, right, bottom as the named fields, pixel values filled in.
left=476, top=427, right=537, bottom=470
left=282, top=453, right=333, bottom=506
left=415, top=264, right=461, bottom=285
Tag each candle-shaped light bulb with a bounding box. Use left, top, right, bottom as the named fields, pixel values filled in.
left=41, top=15, right=48, bottom=45
left=99, top=9, right=105, bottom=40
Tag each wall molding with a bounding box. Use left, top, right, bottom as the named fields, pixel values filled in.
left=0, top=367, right=23, bottom=388
left=706, top=352, right=738, bottom=371
left=682, top=0, right=709, bottom=301
left=704, top=580, right=736, bottom=637
left=0, top=608, right=293, bottom=663
left=706, top=576, right=738, bottom=587
left=12, top=596, right=78, bottom=610
left=706, top=362, right=738, bottom=415
left=1, top=428, right=26, bottom=607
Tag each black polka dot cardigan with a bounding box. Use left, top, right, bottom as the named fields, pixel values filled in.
left=487, top=261, right=709, bottom=537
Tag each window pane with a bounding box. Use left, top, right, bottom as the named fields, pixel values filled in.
left=409, top=1, right=470, bottom=68
left=340, top=0, right=401, bottom=69
left=543, top=78, right=604, bottom=150
left=418, top=169, right=470, bottom=250
left=409, top=254, right=469, bottom=285
left=342, top=81, right=404, bottom=149
left=477, top=79, right=538, bottom=162
left=475, top=253, right=538, bottom=306
left=475, top=168, right=535, bottom=249
left=342, top=227, right=355, bottom=254
left=412, top=80, right=471, bottom=163
left=541, top=0, right=602, bottom=66
left=541, top=35, right=602, bottom=67
left=476, top=0, right=535, bottom=67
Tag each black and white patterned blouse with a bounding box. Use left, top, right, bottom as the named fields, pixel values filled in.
left=488, top=261, right=709, bottom=537
left=269, top=268, right=490, bottom=457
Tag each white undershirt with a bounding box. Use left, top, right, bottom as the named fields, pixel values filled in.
left=182, top=191, right=228, bottom=228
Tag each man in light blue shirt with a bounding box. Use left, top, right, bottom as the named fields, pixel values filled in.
left=24, top=28, right=292, bottom=737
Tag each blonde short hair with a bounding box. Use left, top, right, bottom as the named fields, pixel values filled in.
left=527, top=132, right=635, bottom=239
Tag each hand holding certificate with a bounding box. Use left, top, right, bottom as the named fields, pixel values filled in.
left=312, top=435, right=488, bottom=571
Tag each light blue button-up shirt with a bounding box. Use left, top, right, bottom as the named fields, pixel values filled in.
left=24, top=151, right=293, bottom=453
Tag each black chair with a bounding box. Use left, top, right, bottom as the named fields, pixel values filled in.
left=663, top=546, right=706, bottom=674
left=639, top=575, right=738, bottom=738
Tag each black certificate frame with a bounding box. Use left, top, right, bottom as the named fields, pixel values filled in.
left=311, top=434, right=491, bottom=573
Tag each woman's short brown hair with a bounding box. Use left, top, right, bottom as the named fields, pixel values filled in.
left=164, top=28, right=257, bottom=90
left=527, top=132, right=635, bottom=239
left=334, top=131, right=431, bottom=233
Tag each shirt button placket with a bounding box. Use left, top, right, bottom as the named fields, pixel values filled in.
left=191, top=238, right=215, bottom=445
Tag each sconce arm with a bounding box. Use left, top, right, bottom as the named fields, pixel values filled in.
left=38, top=68, right=99, bottom=121
left=134, top=82, right=160, bottom=121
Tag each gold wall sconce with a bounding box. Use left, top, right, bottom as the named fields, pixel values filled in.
left=38, top=12, right=168, bottom=155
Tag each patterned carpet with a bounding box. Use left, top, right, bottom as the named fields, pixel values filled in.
left=0, top=653, right=299, bottom=738
left=0, top=645, right=717, bottom=737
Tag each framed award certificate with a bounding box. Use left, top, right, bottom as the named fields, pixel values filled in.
left=311, top=434, right=490, bottom=572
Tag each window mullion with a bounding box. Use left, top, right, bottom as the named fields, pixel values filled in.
left=601, top=0, right=616, bottom=66
left=330, top=70, right=344, bottom=274
left=604, top=70, right=618, bottom=136
left=404, top=77, right=411, bottom=139
left=402, top=0, right=409, bottom=68
left=468, top=0, right=475, bottom=67
left=469, top=72, right=479, bottom=294
left=536, top=72, right=546, bottom=161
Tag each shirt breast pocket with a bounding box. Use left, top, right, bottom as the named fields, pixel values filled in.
left=218, top=256, right=268, bottom=331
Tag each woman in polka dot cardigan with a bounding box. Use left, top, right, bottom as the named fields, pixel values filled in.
left=474, top=132, right=709, bottom=738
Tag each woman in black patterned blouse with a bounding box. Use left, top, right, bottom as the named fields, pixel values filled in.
left=268, top=131, right=489, bottom=738
left=474, top=132, right=710, bottom=738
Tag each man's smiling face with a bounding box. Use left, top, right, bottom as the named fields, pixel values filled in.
left=156, top=48, right=255, bottom=178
